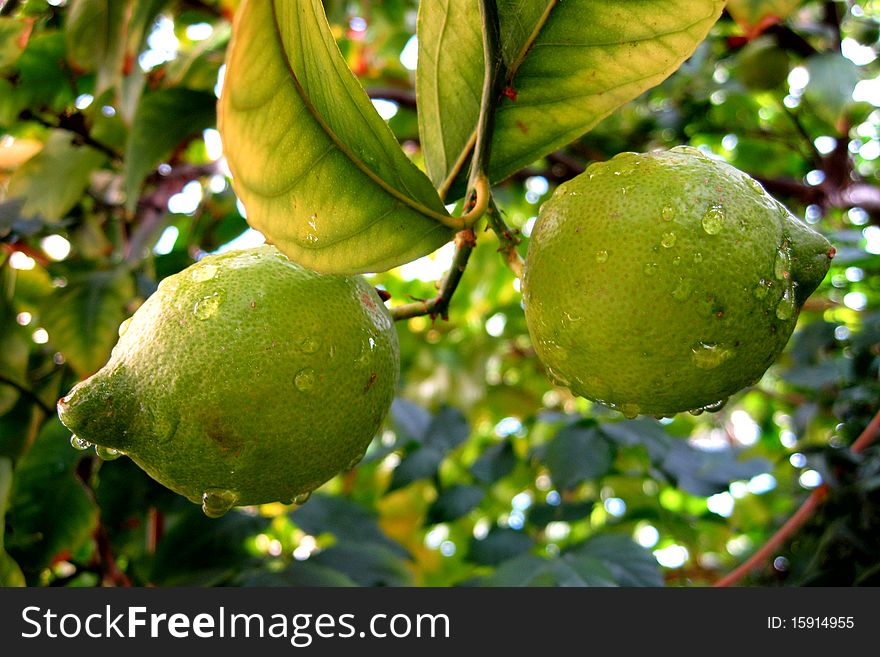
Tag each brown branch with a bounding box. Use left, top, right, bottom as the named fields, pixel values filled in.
left=715, top=408, right=880, bottom=587
left=19, top=110, right=123, bottom=163
left=390, top=229, right=477, bottom=321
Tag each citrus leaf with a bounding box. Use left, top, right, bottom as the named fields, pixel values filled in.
left=543, top=423, right=614, bottom=489
left=39, top=268, right=134, bottom=376
left=310, top=542, right=414, bottom=587
left=569, top=534, right=664, bottom=587
left=5, top=130, right=105, bottom=221
left=6, top=419, right=99, bottom=574
left=418, top=0, right=724, bottom=195
left=124, top=88, right=217, bottom=211
left=427, top=484, right=484, bottom=523
left=416, top=0, right=483, bottom=189
left=65, top=0, right=132, bottom=97
left=218, top=0, right=453, bottom=274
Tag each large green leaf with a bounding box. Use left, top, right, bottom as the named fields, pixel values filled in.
left=5, top=130, right=106, bottom=221
left=570, top=534, right=664, bottom=587
left=65, top=0, right=132, bottom=97
left=418, top=0, right=725, bottom=194
left=39, top=268, right=134, bottom=376
left=416, top=0, right=483, bottom=191
left=218, top=0, right=453, bottom=274
left=124, top=88, right=217, bottom=211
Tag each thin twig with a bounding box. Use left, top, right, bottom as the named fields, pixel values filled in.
left=390, top=229, right=477, bottom=321
left=0, top=373, right=53, bottom=415
left=19, top=110, right=123, bottom=163
left=714, top=408, right=880, bottom=587
left=485, top=199, right=524, bottom=278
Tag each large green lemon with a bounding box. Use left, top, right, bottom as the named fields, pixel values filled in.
left=57, top=245, right=399, bottom=516
left=522, top=147, right=834, bottom=417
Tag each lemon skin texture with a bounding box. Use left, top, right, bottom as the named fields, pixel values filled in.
left=57, top=246, right=399, bottom=514
left=522, top=147, right=834, bottom=417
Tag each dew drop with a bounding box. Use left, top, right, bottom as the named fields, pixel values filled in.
left=693, top=252, right=703, bottom=264
left=643, top=262, right=658, bottom=276
left=294, top=367, right=317, bottom=391
left=546, top=365, right=571, bottom=387
left=191, top=263, right=218, bottom=282
left=672, top=256, right=681, bottom=266
left=671, top=145, right=706, bottom=158
left=202, top=488, right=238, bottom=518
left=620, top=403, right=641, bottom=419
left=293, top=491, right=312, bottom=505
left=300, top=337, right=319, bottom=354
left=753, top=279, right=770, bottom=299
left=701, top=204, right=725, bottom=235
left=661, top=232, right=677, bottom=248
left=703, top=398, right=728, bottom=413
left=688, top=408, right=705, bottom=416
left=117, top=317, right=132, bottom=338
left=193, top=290, right=226, bottom=320
left=346, top=454, right=364, bottom=471
left=774, top=246, right=791, bottom=280
left=691, top=342, right=734, bottom=369
left=746, top=177, right=764, bottom=195
left=661, top=206, right=675, bottom=222
left=776, top=287, right=795, bottom=320
left=595, top=249, right=609, bottom=263
left=70, top=435, right=91, bottom=451
left=95, top=445, right=121, bottom=461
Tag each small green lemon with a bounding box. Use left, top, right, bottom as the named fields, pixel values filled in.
left=58, top=245, right=399, bottom=516
left=522, top=147, right=834, bottom=417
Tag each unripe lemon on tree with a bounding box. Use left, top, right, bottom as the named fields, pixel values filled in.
left=522, top=147, right=834, bottom=418
left=57, top=246, right=399, bottom=516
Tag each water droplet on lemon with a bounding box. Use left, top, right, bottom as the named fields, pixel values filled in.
left=702, top=204, right=725, bottom=234
left=202, top=488, right=238, bottom=518
left=294, top=368, right=317, bottom=391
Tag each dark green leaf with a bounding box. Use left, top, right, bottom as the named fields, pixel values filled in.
left=310, top=542, right=413, bottom=587
left=427, top=485, right=484, bottom=523
left=235, top=561, right=358, bottom=587
left=553, top=554, right=618, bottom=587
left=423, top=405, right=470, bottom=451
left=150, top=508, right=269, bottom=585
left=569, top=534, right=664, bottom=587
left=6, top=418, right=99, bottom=573
left=470, top=439, right=517, bottom=484
left=0, top=457, right=25, bottom=586
left=290, top=493, right=408, bottom=558
left=528, top=501, right=594, bottom=527
left=544, top=424, right=614, bottom=489
left=469, top=527, right=533, bottom=566
left=389, top=446, right=445, bottom=489
left=480, top=553, right=554, bottom=586
left=390, top=397, right=431, bottom=442
left=124, top=88, right=216, bottom=210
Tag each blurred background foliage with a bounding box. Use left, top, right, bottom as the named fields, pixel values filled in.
left=0, top=0, right=878, bottom=588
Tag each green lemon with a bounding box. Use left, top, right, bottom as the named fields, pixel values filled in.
left=522, top=147, right=834, bottom=418
left=57, top=245, right=399, bottom=516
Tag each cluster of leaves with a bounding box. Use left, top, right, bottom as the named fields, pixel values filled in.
left=0, top=0, right=878, bottom=588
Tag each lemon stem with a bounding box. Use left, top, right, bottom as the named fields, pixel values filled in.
left=391, top=0, right=502, bottom=321
left=390, top=228, right=477, bottom=321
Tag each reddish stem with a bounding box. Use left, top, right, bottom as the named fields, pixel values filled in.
left=714, top=408, right=880, bottom=587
